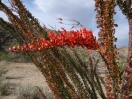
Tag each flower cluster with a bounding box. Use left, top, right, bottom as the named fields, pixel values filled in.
left=9, top=28, right=98, bottom=52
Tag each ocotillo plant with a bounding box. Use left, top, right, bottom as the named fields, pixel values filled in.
left=95, top=0, right=120, bottom=98
left=117, top=0, right=132, bottom=98
left=0, top=0, right=131, bottom=99
left=0, top=0, right=104, bottom=99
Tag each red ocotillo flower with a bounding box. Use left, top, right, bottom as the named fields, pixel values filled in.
left=9, top=28, right=98, bottom=52
left=57, top=18, right=62, bottom=21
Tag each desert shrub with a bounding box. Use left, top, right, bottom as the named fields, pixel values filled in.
left=18, top=85, right=42, bottom=99
left=116, top=59, right=126, bottom=80
left=0, top=51, right=7, bottom=61
left=0, top=65, right=7, bottom=77
left=6, top=51, right=32, bottom=62
left=0, top=80, right=9, bottom=96
left=18, top=85, right=54, bottom=99
left=0, top=41, right=32, bottom=62
left=0, top=65, right=9, bottom=96
left=0, top=50, right=31, bottom=62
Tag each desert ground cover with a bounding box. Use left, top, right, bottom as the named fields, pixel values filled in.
left=0, top=61, right=54, bottom=99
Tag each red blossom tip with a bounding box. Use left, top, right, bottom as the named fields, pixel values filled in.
left=9, top=48, right=13, bottom=52
left=57, top=18, right=62, bottom=21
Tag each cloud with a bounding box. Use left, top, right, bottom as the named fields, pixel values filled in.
left=33, top=0, right=95, bottom=29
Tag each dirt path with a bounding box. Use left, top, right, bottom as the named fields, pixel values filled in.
left=0, top=61, right=53, bottom=99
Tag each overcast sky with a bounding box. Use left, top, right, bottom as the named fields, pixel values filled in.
left=0, top=0, right=128, bottom=48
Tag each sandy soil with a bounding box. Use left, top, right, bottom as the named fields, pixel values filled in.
left=0, top=61, right=53, bottom=99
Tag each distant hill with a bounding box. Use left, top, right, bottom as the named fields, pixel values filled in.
left=0, top=27, right=14, bottom=51
left=117, top=46, right=128, bottom=60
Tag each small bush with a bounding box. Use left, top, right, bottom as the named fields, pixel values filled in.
left=0, top=42, right=32, bottom=62
left=18, top=85, right=42, bottom=99
left=0, top=80, right=9, bottom=96
left=0, top=51, right=7, bottom=61
left=18, top=85, right=55, bottom=99
left=0, top=65, right=9, bottom=96
left=0, top=65, right=7, bottom=77
left=116, top=59, right=126, bottom=80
